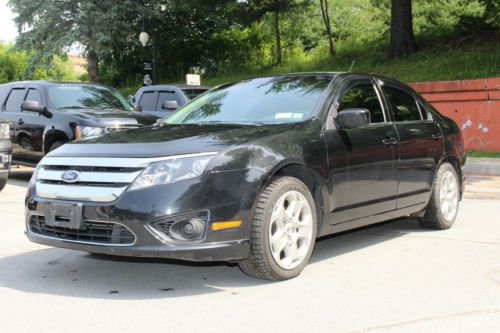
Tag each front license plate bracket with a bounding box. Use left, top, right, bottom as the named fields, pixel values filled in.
left=44, top=202, right=85, bottom=230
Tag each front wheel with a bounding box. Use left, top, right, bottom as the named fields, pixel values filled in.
left=239, top=176, right=317, bottom=281
left=419, top=162, right=460, bottom=230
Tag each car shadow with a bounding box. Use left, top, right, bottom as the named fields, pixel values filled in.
left=0, top=217, right=426, bottom=300
left=7, top=167, right=33, bottom=188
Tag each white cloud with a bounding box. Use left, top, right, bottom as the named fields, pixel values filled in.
left=0, top=0, right=17, bottom=43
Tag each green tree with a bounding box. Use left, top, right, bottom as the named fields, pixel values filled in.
left=9, top=0, right=149, bottom=83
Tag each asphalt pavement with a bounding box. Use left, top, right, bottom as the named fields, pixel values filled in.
left=0, top=168, right=499, bottom=333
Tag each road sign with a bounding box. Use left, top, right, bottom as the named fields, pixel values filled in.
left=186, top=74, right=201, bottom=86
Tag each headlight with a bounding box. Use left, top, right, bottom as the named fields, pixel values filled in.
left=75, top=126, right=107, bottom=139
left=129, top=155, right=215, bottom=191
left=0, top=123, right=9, bottom=140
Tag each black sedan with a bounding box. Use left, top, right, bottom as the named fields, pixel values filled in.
left=25, top=73, right=465, bottom=280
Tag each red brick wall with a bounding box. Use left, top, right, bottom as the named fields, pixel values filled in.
left=408, top=78, right=500, bottom=151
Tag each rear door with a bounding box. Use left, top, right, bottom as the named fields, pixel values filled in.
left=379, top=82, right=444, bottom=208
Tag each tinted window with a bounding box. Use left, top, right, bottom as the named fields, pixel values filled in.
left=338, top=84, right=385, bottom=123
left=25, top=89, right=43, bottom=105
left=156, top=91, right=182, bottom=111
left=166, top=75, right=333, bottom=125
left=5, top=89, right=26, bottom=112
left=50, top=85, right=132, bottom=111
left=139, top=91, right=157, bottom=110
left=182, top=88, right=208, bottom=99
left=383, top=86, right=422, bottom=121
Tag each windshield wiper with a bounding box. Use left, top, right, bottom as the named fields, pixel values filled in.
left=56, top=106, right=87, bottom=110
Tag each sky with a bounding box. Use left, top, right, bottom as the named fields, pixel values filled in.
left=0, top=0, right=17, bottom=43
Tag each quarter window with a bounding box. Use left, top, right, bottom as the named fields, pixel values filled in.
left=338, top=84, right=385, bottom=123
left=383, top=86, right=422, bottom=122
left=138, top=91, right=157, bottom=110
left=4, top=88, right=26, bottom=112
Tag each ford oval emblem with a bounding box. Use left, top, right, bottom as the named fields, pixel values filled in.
left=61, top=170, right=81, bottom=183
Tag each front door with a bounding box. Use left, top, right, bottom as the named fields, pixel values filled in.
left=326, top=78, right=399, bottom=223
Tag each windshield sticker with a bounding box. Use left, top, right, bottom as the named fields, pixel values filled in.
left=275, top=113, right=304, bottom=119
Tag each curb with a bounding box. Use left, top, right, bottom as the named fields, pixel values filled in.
left=464, top=158, right=500, bottom=176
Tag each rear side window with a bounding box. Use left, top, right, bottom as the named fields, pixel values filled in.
left=157, top=91, right=181, bottom=111
left=338, top=84, right=385, bottom=123
left=25, top=89, right=43, bottom=105
left=138, top=91, right=157, bottom=110
left=383, top=86, right=422, bottom=122
left=4, top=88, right=26, bottom=112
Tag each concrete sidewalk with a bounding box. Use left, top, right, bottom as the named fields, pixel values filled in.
left=464, top=157, right=500, bottom=176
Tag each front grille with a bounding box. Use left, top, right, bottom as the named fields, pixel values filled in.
left=29, top=215, right=135, bottom=245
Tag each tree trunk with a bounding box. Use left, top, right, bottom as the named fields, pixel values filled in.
left=387, top=0, right=417, bottom=59
left=87, top=50, right=99, bottom=83
left=274, top=10, right=282, bottom=65
left=320, top=0, right=335, bottom=57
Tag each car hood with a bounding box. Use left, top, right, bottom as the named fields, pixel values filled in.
left=49, top=123, right=300, bottom=158
left=61, top=108, right=159, bottom=126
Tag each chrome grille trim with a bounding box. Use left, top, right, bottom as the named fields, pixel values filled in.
left=35, top=152, right=218, bottom=202
left=38, top=168, right=142, bottom=184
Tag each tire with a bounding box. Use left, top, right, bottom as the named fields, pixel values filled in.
left=49, top=140, right=66, bottom=152
left=0, top=177, right=6, bottom=192
left=419, top=162, right=460, bottom=230
left=239, top=176, right=317, bottom=281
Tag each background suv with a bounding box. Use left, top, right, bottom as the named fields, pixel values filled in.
left=132, top=84, right=210, bottom=118
left=0, top=81, right=159, bottom=166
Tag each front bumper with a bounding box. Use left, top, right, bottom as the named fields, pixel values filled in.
left=25, top=168, right=266, bottom=262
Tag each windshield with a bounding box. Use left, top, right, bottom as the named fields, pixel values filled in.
left=166, top=75, right=333, bottom=125
left=50, top=85, right=133, bottom=111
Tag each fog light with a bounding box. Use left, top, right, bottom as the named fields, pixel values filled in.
left=148, top=212, right=208, bottom=243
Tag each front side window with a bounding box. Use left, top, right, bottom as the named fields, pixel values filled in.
left=50, top=85, right=132, bottom=111
left=383, top=86, right=422, bottom=122
left=165, top=75, right=333, bottom=125
left=338, top=84, right=385, bottom=123
left=25, top=89, right=43, bottom=105
left=157, top=91, right=181, bottom=111
left=4, top=89, right=26, bottom=112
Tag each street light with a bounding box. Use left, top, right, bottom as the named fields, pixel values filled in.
left=139, top=21, right=156, bottom=85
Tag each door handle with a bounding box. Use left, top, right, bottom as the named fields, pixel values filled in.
left=17, top=119, right=24, bottom=125
left=432, top=132, right=443, bottom=140
left=382, top=136, right=398, bottom=146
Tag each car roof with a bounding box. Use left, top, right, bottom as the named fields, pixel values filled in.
left=139, top=84, right=212, bottom=91
left=0, top=80, right=115, bottom=89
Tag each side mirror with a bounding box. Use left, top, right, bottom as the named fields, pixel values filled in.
left=162, top=100, right=178, bottom=110
left=335, top=108, right=370, bottom=129
left=21, top=100, right=52, bottom=118
left=133, top=104, right=143, bottom=112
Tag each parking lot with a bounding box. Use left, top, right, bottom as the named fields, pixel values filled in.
left=0, top=168, right=499, bottom=333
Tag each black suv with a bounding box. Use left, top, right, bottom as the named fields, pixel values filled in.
left=26, top=73, right=466, bottom=280
left=0, top=81, right=159, bottom=166
left=0, top=116, right=12, bottom=191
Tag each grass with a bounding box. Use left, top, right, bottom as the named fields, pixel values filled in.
left=202, top=32, right=500, bottom=86
left=467, top=151, right=500, bottom=158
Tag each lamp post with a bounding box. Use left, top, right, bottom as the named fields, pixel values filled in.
left=139, top=21, right=156, bottom=85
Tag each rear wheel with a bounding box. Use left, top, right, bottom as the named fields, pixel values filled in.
left=419, top=162, right=460, bottom=230
left=239, top=177, right=317, bottom=281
